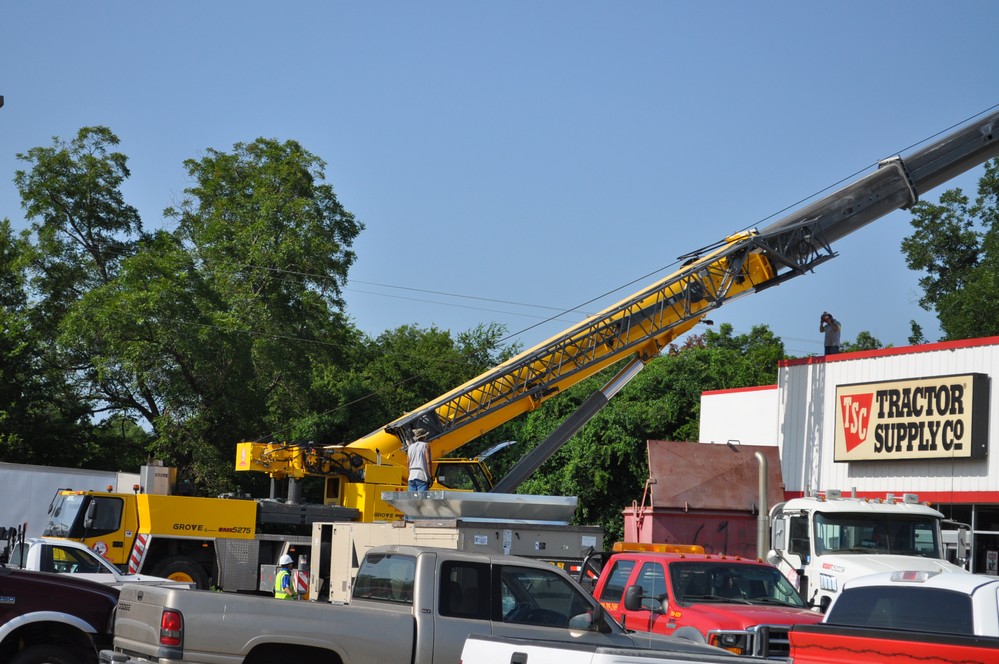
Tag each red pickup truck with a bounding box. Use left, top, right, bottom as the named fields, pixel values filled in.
left=586, top=545, right=822, bottom=659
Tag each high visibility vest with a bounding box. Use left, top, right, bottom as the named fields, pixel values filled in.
left=274, top=567, right=295, bottom=599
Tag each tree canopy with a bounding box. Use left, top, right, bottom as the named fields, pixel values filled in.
left=902, top=158, right=999, bottom=341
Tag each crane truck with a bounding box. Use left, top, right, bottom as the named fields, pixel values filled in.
left=236, top=109, right=999, bottom=521
left=46, top=110, right=999, bottom=590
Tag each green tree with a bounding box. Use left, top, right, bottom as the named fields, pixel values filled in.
left=0, top=219, right=103, bottom=467
left=305, top=323, right=517, bottom=449
left=13, top=130, right=364, bottom=491
left=901, top=159, right=999, bottom=340
left=840, top=330, right=884, bottom=353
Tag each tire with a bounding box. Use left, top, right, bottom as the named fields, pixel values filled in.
left=9, top=644, right=82, bottom=664
left=151, top=555, right=211, bottom=589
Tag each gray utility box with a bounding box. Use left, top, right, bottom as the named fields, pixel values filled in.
left=309, top=491, right=602, bottom=603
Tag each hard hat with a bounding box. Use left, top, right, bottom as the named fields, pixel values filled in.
left=279, top=554, right=294, bottom=566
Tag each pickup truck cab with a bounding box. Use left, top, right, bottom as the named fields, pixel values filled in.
left=5, top=537, right=189, bottom=588
left=589, top=549, right=822, bottom=658
left=787, top=570, right=999, bottom=663
left=0, top=565, right=119, bottom=664
left=102, top=545, right=738, bottom=664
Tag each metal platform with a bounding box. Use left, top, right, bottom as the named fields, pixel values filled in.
left=382, top=490, right=577, bottom=524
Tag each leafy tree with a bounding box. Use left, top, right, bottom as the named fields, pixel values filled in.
left=840, top=330, right=884, bottom=352
left=0, top=219, right=103, bottom=467
left=305, top=322, right=518, bottom=450
left=901, top=159, right=999, bottom=340
left=12, top=130, right=364, bottom=492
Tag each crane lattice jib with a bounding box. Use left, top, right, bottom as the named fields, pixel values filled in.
left=355, top=235, right=783, bottom=465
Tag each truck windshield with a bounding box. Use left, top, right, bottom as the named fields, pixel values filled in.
left=43, top=493, right=86, bottom=537
left=43, top=494, right=123, bottom=538
left=669, top=562, right=806, bottom=607
left=813, top=513, right=941, bottom=557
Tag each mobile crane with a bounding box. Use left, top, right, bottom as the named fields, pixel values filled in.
left=237, top=109, right=999, bottom=522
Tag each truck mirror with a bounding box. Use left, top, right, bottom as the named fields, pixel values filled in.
left=568, top=603, right=610, bottom=633
left=623, top=585, right=648, bottom=612
left=957, top=526, right=970, bottom=566
left=83, top=500, right=96, bottom=530
left=771, top=516, right=787, bottom=549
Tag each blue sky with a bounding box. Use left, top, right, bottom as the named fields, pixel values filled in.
left=2, top=2, right=998, bottom=358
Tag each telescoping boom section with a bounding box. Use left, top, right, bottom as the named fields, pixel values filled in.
left=237, top=110, right=999, bottom=517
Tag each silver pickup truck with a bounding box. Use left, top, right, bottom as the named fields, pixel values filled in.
left=100, top=544, right=740, bottom=664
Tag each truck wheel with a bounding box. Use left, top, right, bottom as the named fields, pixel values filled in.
left=152, top=555, right=211, bottom=589
left=10, top=644, right=80, bottom=664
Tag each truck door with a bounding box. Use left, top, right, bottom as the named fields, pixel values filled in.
left=491, top=562, right=641, bottom=648
left=78, top=494, right=136, bottom=566
left=619, top=561, right=674, bottom=635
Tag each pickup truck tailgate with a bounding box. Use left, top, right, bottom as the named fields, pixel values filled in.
left=114, top=584, right=188, bottom=658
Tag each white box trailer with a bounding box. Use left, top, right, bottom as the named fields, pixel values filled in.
left=0, top=462, right=140, bottom=539
left=310, top=491, right=603, bottom=602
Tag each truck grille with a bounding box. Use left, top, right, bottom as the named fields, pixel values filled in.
left=750, top=625, right=791, bottom=659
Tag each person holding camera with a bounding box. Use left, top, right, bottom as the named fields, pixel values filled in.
left=819, top=312, right=841, bottom=355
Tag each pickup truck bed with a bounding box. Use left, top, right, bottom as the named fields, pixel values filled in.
left=789, top=623, right=999, bottom=664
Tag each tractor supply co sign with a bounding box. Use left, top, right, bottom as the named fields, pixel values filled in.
left=835, top=373, right=989, bottom=462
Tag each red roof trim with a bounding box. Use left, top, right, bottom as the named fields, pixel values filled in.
left=781, top=490, right=999, bottom=504
left=779, top=335, right=999, bottom=368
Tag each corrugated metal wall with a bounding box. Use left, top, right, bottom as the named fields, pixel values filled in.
left=778, top=340, right=999, bottom=498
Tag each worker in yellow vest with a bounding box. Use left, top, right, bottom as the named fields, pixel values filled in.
left=273, top=554, right=297, bottom=600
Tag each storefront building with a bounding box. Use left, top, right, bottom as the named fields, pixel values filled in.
left=699, top=336, right=999, bottom=575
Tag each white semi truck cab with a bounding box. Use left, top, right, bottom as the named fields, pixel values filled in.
left=767, top=490, right=969, bottom=611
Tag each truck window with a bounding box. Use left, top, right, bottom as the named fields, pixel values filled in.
left=353, top=553, right=416, bottom=604
left=827, top=586, right=973, bottom=635
left=434, top=461, right=491, bottom=492
left=636, top=562, right=666, bottom=603
left=596, top=559, right=636, bottom=604
left=499, top=564, right=593, bottom=628
left=50, top=544, right=106, bottom=574
left=439, top=561, right=489, bottom=620
left=788, top=516, right=810, bottom=556
left=814, top=513, right=942, bottom=558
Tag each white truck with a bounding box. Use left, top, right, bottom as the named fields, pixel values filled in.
left=767, top=490, right=969, bottom=611
left=2, top=535, right=190, bottom=588
left=786, top=570, right=999, bottom=663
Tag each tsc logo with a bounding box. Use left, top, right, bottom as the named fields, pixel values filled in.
left=840, top=393, right=873, bottom=451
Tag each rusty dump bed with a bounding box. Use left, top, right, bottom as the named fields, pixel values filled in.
left=382, top=490, right=577, bottom=524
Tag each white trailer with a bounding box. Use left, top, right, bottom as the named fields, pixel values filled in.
left=0, top=462, right=139, bottom=539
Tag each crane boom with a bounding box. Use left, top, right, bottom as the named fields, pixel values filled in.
left=360, top=110, right=999, bottom=459
left=237, top=109, right=999, bottom=519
